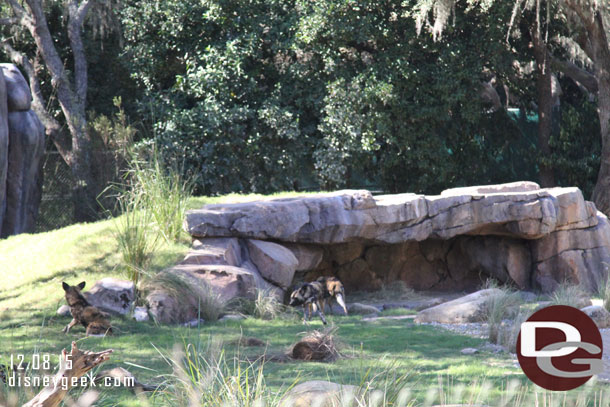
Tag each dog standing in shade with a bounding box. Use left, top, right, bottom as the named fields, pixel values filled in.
left=289, top=281, right=328, bottom=325
left=62, top=281, right=113, bottom=336
left=316, top=276, right=348, bottom=315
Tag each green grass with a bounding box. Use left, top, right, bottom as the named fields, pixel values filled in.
left=0, top=192, right=606, bottom=406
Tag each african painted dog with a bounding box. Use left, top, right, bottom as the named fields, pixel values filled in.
left=62, top=281, right=113, bottom=336
left=289, top=281, right=328, bottom=325
left=316, top=276, right=348, bottom=315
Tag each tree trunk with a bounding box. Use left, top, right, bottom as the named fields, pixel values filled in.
left=562, top=3, right=610, bottom=215
left=591, top=67, right=610, bottom=214
left=70, top=112, right=98, bottom=222
left=531, top=7, right=556, bottom=188
left=5, top=0, right=100, bottom=222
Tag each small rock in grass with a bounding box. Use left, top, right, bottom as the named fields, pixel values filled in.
left=133, top=306, right=149, bottom=322
left=348, top=303, right=381, bottom=315
left=460, top=348, right=479, bottom=355
left=57, top=305, right=71, bottom=317
left=182, top=319, right=205, bottom=327
left=219, top=314, right=246, bottom=322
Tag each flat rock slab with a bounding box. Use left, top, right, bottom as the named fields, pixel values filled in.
left=182, top=237, right=242, bottom=266
left=414, top=288, right=503, bottom=324
left=185, top=185, right=596, bottom=244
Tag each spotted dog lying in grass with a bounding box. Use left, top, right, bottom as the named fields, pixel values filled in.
left=62, top=281, right=113, bottom=336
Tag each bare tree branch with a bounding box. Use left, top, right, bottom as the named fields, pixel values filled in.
left=68, top=0, right=93, bottom=105
left=4, top=0, right=34, bottom=30
left=550, top=55, right=598, bottom=93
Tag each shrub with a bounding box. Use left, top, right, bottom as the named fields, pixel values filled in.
left=127, top=144, right=193, bottom=243
left=550, top=282, right=589, bottom=309
left=113, top=192, right=159, bottom=288
left=482, top=280, right=523, bottom=344
left=227, top=289, right=284, bottom=320
left=596, top=266, right=610, bottom=312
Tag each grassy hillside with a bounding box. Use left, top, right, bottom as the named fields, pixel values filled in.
left=0, top=192, right=602, bottom=406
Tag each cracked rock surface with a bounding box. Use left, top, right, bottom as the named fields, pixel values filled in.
left=149, top=182, right=610, bottom=323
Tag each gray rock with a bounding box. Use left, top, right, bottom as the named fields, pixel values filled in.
left=57, top=304, right=71, bottom=317
left=414, top=289, right=503, bottom=324
left=184, top=184, right=610, bottom=294
left=182, top=237, right=242, bottom=266
left=84, top=278, right=135, bottom=316
left=348, top=302, right=381, bottom=315
left=0, top=64, right=31, bottom=111
left=133, top=306, right=149, bottom=322
left=182, top=319, right=204, bottom=327
left=460, top=348, right=479, bottom=355
left=581, top=305, right=610, bottom=329
left=284, top=243, right=324, bottom=271
left=169, top=264, right=258, bottom=303
left=246, top=239, right=298, bottom=289
left=219, top=314, right=246, bottom=322
left=1, top=110, right=44, bottom=237
left=280, top=380, right=361, bottom=407
left=147, top=290, right=189, bottom=324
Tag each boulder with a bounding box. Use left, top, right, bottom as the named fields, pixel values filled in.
left=0, top=64, right=31, bottom=111
left=147, top=290, right=191, bottom=324
left=182, top=237, right=242, bottom=266
left=1, top=110, right=45, bottom=237
left=57, top=304, right=71, bottom=317
left=187, top=188, right=576, bottom=244
left=218, top=314, right=246, bottom=322
left=170, top=264, right=258, bottom=303
left=581, top=305, right=610, bottom=329
left=280, top=381, right=361, bottom=407
left=83, top=278, right=135, bottom=316
left=414, top=288, right=503, bottom=324
left=184, top=184, right=610, bottom=294
left=531, top=214, right=610, bottom=292
left=284, top=243, right=324, bottom=271
left=146, top=263, right=260, bottom=324
left=246, top=239, right=298, bottom=289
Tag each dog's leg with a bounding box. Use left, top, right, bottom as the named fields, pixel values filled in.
left=311, top=302, right=328, bottom=325
left=302, top=304, right=309, bottom=324
left=62, top=318, right=77, bottom=333
left=324, top=298, right=333, bottom=315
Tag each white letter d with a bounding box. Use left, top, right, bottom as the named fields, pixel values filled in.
left=521, top=321, right=581, bottom=357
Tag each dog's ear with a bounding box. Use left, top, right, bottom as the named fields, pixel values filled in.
left=77, top=281, right=86, bottom=290
left=62, top=282, right=70, bottom=291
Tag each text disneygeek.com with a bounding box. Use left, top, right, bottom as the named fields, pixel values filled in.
left=1, top=353, right=134, bottom=389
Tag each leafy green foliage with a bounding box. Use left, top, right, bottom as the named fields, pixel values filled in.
left=120, top=0, right=544, bottom=196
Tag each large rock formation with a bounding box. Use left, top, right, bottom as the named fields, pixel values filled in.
left=148, top=182, right=610, bottom=322
left=0, top=64, right=45, bottom=237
